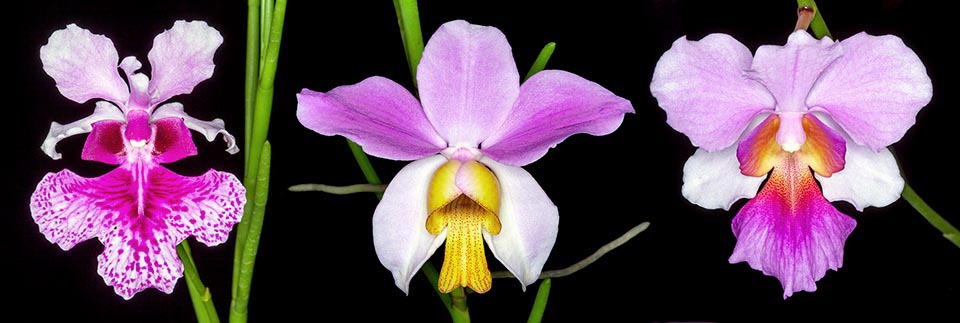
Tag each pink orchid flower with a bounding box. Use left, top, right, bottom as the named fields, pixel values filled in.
left=651, top=30, right=932, bottom=298
left=297, top=20, right=634, bottom=294
left=30, top=21, right=245, bottom=299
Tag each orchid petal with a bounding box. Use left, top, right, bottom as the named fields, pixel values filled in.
left=682, top=147, right=765, bottom=211
left=729, top=156, right=856, bottom=299
left=373, top=155, right=449, bottom=294
left=147, top=20, right=223, bottom=107
left=806, top=32, right=933, bottom=151
left=82, top=119, right=125, bottom=164
left=41, top=101, right=125, bottom=160
left=480, top=157, right=558, bottom=289
left=296, top=77, right=446, bottom=161
left=650, top=34, right=775, bottom=151
left=120, top=56, right=150, bottom=109
left=152, top=103, right=238, bottom=154
left=98, top=225, right=183, bottom=299
left=750, top=30, right=840, bottom=113
left=817, top=143, right=904, bottom=211
left=40, top=24, right=129, bottom=105
left=152, top=117, right=199, bottom=164
left=152, top=167, right=245, bottom=246
left=481, top=70, right=634, bottom=166
left=30, top=169, right=110, bottom=250
left=417, top=20, right=520, bottom=147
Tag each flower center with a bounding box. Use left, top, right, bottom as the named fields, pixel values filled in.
left=738, top=113, right=846, bottom=178
left=425, top=158, right=501, bottom=293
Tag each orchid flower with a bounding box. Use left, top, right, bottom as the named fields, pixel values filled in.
left=30, top=21, right=245, bottom=299
left=651, top=30, right=931, bottom=298
left=297, top=20, right=633, bottom=294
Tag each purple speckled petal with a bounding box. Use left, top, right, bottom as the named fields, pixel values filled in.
left=373, top=155, right=449, bottom=294
left=98, top=222, right=183, bottom=299
left=40, top=24, right=129, bottom=105
left=297, top=78, right=446, bottom=161
left=650, top=34, right=775, bottom=151
left=82, top=119, right=125, bottom=164
left=479, top=157, right=558, bottom=289
left=42, top=101, right=125, bottom=160
left=806, top=32, right=933, bottom=151
left=147, top=21, right=222, bottom=107
left=481, top=70, right=634, bottom=166
left=750, top=30, right=840, bottom=113
left=152, top=117, right=199, bottom=164
left=152, top=103, right=239, bottom=155
left=417, top=20, right=520, bottom=147
left=729, top=155, right=856, bottom=299
left=152, top=167, right=245, bottom=246
left=30, top=169, right=112, bottom=251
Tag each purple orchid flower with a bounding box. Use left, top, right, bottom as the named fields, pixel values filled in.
left=30, top=21, right=245, bottom=299
left=651, top=30, right=932, bottom=298
left=297, top=20, right=634, bottom=294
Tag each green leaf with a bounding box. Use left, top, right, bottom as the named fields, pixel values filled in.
left=230, top=141, right=273, bottom=323
left=177, top=241, right=220, bottom=323
left=527, top=279, right=552, bottom=323
left=524, top=42, right=556, bottom=81
left=393, top=0, right=425, bottom=87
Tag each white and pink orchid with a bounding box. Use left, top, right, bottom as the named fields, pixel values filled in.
left=651, top=30, right=932, bottom=298
left=297, top=20, right=634, bottom=294
left=31, top=21, right=245, bottom=299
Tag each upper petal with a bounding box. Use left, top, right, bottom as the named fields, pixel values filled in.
left=417, top=20, right=520, bottom=147
left=682, top=147, right=765, bottom=211
left=750, top=30, right=840, bottom=112
left=296, top=77, right=446, bottom=161
left=481, top=70, right=634, bottom=166
left=42, top=101, right=126, bottom=160
left=650, top=34, right=775, bottom=151
left=479, top=157, right=558, bottom=289
left=40, top=24, right=129, bottom=105
left=152, top=103, right=239, bottom=155
left=147, top=20, right=223, bottom=107
left=806, top=32, right=932, bottom=151
left=373, top=155, right=449, bottom=293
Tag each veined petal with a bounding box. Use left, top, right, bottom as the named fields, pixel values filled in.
left=147, top=21, right=222, bottom=107
left=806, top=32, right=932, bottom=151
left=373, top=155, right=449, bottom=294
left=737, top=114, right=783, bottom=177
left=149, top=167, right=245, bottom=246
left=120, top=56, right=151, bottom=109
left=682, top=147, right=765, bottom=211
left=42, top=101, right=125, bottom=160
left=40, top=24, right=129, bottom=105
left=98, top=225, right=183, bottom=299
left=817, top=141, right=903, bottom=211
left=152, top=103, right=238, bottom=154
left=417, top=20, right=520, bottom=147
left=152, top=117, right=199, bottom=164
left=479, top=157, right=558, bottom=289
left=651, top=34, right=775, bottom=151
left=82, top=120, right=125, bottom=165
left=31, top=169, right=111, bottom=250
left=729, top=155, right=856, bottom=299
left=750, top=30, right=840, bottom=112
left=296, top=77, right=446, bottom=161
left=481, top=70, right=634, bottom=166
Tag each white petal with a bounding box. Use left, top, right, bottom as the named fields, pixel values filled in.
left=479, top=157, right=558, bottom=289
left=373, top=155, right=449, bottom=294
left=41, top=101, right=125, bottom=160
left=816, top=144, right=903, bottom=211
left=152, top=103, right=239, bottom=154
left=682, top=146, right=765, bottom=210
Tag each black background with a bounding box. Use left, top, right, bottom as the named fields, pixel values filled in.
left=9, top=1, right=959, bottom=322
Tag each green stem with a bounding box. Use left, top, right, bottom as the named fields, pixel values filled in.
left=421, top=262, right=453, bottom=311
left=230, top=142, right=272, bottom=323
left=243, top=0, right=260, bottom=172
left=448, top=288, right=471, bottom=323
left=797, top=0, right=832, bottom=39
left=393, top=0, right=425, bottom=87
left=259, top=0, right=274, bottom=75
left=526, top=279, right=552, bottom=323
left=177, top=242, right=220, bottom=323
left=902, top=184, right=960, bottom=248
left=524, top=42, right=556, bottom=81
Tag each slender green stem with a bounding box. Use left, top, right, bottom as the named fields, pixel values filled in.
left=448, top=288, right=471, bottom=323
left=259, top=0, right=274, bottom=75
left=177, top=242, right=220, bottom=323
left=902, top=184, right=960, bottom=248
left=346, top=140, right=383, bottom=199
left=526, top=279, right=552, bottom=323
left=393, top=0, right=425, bottom=86
left=288, top=183, right=387, bottom=194
left=230, top=142, right=273, bottom=323
left=797, top=0, right=832, bottom=39
left=243, top=0, right=260, bottom=171
left=524, top=42, right=556, bottom=81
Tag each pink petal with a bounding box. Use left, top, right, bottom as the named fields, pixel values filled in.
left=42, top=101, right=126, bottom=160
left=31, top=169, right=111, bottom=250
left=98, top=224, right=183, bottom=299
left=729, top=155, right=856, bottom=299
left=152, top=103, right=239, bottom=155
left=147, top=21, right=222, bottom=107
left=481, top=70, right=634, bottom=166
left=479, top=157, right=558, bottom=289
left=82, top=119, right=125, bottom=164
left=749, top=31, right=840, bottom=113
left=152, top=117, right=199, bottom=164
left=417, top=20, right=520, bottom=147
left=297, top=77, right=446, bottom=161
left=151, top=167, right=245, bottom=246
left=373, top=155, right=449, bottom=293
left=40, top=24, right=129, bottom=105
left=806, top=32, right=933, bottom=151
left=650, top=34, right=775, bottom=151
